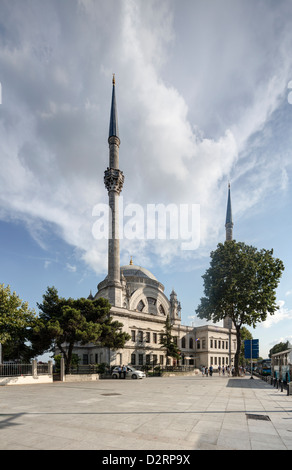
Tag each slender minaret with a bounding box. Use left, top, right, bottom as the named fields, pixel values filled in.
left=104, top=75, right=124, bottom=307
left=224, top=183, right=234, bottom=330
left=225, top=183, right=233, bottom=241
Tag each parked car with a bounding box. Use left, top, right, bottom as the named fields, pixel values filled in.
left=111, top=366, right=146, bottom=379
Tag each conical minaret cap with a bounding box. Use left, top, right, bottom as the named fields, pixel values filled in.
left=225, top=183, right=233, bottom=226
left=108, top=74, right=119, bottom=139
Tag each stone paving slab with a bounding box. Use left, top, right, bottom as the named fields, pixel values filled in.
left=0, top=375, right=292, bottom=451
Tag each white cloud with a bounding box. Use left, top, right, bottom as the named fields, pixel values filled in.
left=0, top=0, right=292, bottom=275
left=66, top=263, right=77, bottom=273
left=44, top=260, right=51, bottom=269
left=262, top=300, right=292, bottom=329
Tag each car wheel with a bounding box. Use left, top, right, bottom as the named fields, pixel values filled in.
left=113, top=374, right=118, bottom=379
left=132, top=374, right=137, bottom=379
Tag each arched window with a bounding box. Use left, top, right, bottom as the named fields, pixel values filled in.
left=137, top=300, right=145, bottom=311
left=159, top=304, right=166, bottom=315
left=182, top=337, right=186, bottom=348
left=189, top=338, right=194, bottom=349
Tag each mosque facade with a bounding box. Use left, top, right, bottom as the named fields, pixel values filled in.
left=72, top=77, right=237, bottom=370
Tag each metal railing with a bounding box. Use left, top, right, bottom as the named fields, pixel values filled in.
left=37, top=363, right=50, bottom=375
left=0, top=363, right=32, bottom=377
left=0, top=362, right=50, bottom=377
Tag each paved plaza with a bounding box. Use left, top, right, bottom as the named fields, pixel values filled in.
left=1, top=374, right=292, bottom=451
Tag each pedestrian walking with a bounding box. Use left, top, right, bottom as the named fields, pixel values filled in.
left=209, top=365, right=213, bottom=376
left=118, top=365, right=122, bottom=379
left=222, top=366, right=225, bottom=376
left=218, top=365, right=221, bottom=376
left=201, top=366, right=205, bottom=376
left=122, top=365, right=127, bottom=379
left=205, top=366, right=209, bottom=377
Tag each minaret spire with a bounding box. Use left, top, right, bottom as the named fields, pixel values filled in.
left=108, top=74, right=119, bottom=140
left=224, top=182, right=234, bottom=331
left=104, top=75, right=124, bottom=307
left=225, top=182, right=233, bottom=241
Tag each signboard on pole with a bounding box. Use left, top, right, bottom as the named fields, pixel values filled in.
left=244, top=339, right=259, bottom=359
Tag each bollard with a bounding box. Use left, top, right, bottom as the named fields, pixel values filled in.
left=280, top=380, right=283, bottom=392
left=288, top=382, right=292, bottom=396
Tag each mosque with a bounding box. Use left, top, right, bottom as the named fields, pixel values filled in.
left=72, top=77, right=237, bottom=370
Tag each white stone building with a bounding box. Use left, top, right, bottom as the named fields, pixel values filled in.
left=72, top=77, right=237, bottom=370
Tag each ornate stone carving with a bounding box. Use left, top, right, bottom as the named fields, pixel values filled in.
left=104, top=167, right=124, bottom=194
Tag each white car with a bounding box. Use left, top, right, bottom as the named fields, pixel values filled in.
left=112, top=366, right=146, bottom=379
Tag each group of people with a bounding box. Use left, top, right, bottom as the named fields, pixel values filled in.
left=117, top=365, right=127, bottom=379
left=201, top=365, right=214, bottom=376
left=201, top=365, right=246, bottom=376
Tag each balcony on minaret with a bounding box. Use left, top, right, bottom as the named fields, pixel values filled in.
left=104, top=167, right=124, bottom=194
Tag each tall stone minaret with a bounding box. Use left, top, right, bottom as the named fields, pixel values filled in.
left=224, top=183, right=234, bottom=330
left=104, top=75, right=124, bottom=307
left=225, top=182, right=233, bottom=241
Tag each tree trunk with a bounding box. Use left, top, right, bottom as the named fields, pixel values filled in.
left=234, top=325, right=241, bottom=376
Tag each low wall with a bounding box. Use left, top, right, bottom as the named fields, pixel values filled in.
left=0, top=360, right=53, bottom=386
left=0, top=374, right=53, bottom=386
left=64, top=374, right=99, bottom=382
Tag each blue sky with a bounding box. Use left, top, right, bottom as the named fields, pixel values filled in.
left=1, top=0, right=292, bottom=359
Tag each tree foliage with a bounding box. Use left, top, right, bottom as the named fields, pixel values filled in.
left=160, top=315, right=181, bottom=363
left=0, top=284, right=36, bottom=361
left=269, top=341, right=290, bottom=358
left=196, top=241, right=284, bottom=375
left=33, top=286, right=130, bottom=371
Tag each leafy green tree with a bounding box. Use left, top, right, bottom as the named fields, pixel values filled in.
left=160, top=315, right=181, bottom=365
left=196, top=241, right=284, bottom=376
left=33, top=287, right=130, bottom=372
left=269, top=341, right=290, bottom=358
left=54, top=353, right=80, bottom=372
left=0, top=284, right=37, bottom=361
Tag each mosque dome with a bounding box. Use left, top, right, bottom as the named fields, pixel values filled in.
left=120, top=264, right=158, bottom=282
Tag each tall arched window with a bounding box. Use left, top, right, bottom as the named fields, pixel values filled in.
left=159, top=304, right=166, bottom=315
left=189, top=338, right=194, bottom=349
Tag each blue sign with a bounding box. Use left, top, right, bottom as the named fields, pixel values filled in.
left=244, top=339, right=259, bottom=359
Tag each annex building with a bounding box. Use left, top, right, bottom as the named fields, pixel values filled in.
left=72, top=77, right=237, bottom=370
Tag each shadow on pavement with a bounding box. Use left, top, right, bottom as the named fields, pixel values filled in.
left=226, top=377, right=272, bottom=389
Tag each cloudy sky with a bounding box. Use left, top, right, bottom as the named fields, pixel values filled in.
left=1, top=0, right=292, bottom=358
